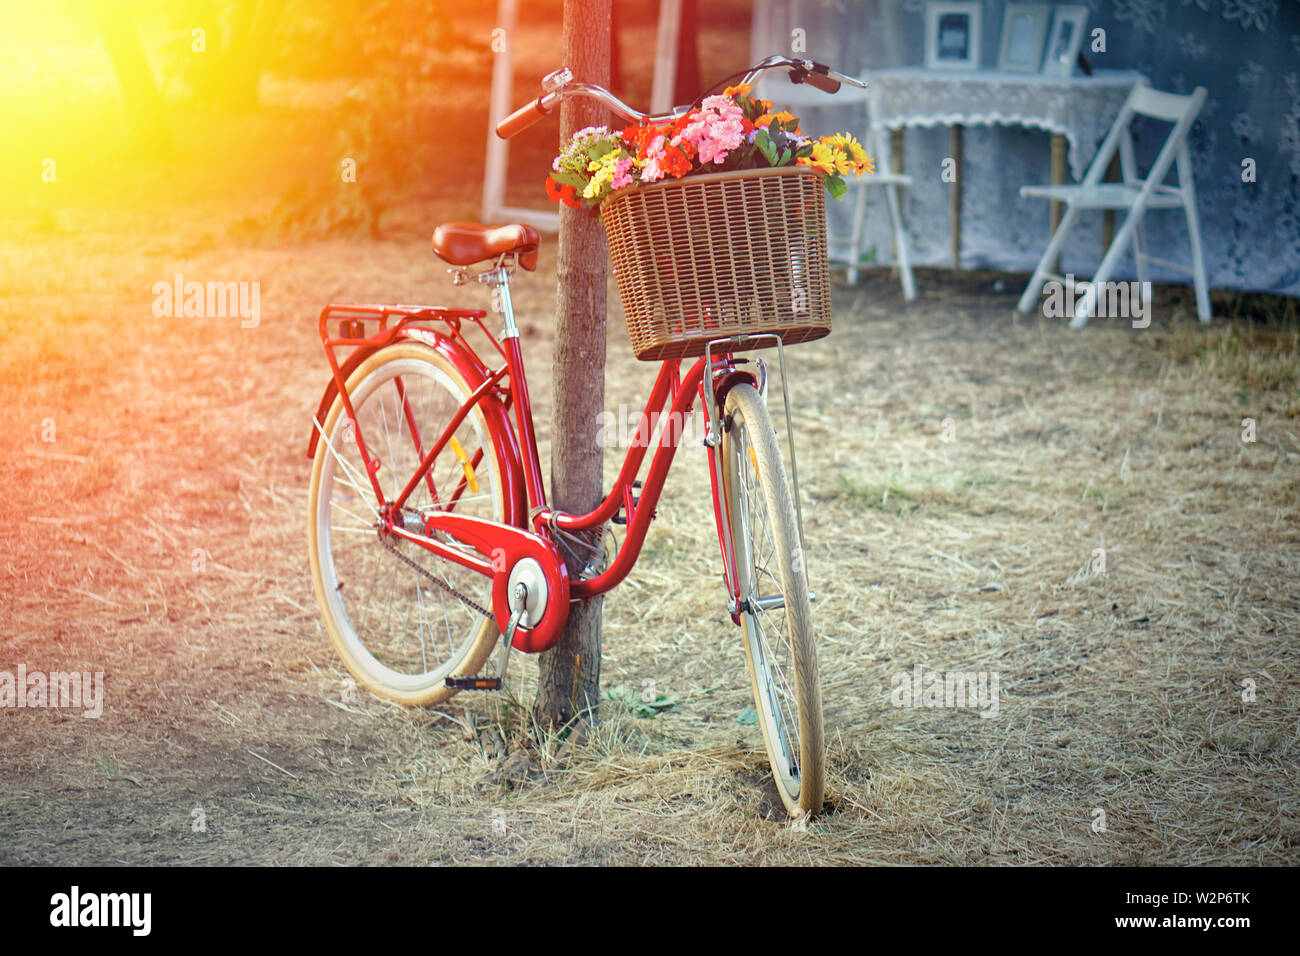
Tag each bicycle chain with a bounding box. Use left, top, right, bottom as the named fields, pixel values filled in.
left=377, top=530, right=493, bottom=619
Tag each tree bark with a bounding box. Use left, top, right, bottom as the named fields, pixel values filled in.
left=536, top=0, right=611, bottom=728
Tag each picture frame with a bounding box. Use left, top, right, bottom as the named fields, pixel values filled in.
left=1041, top=5, right=1089, bottom=77
left=996, top=3, right=1050, bottom=73
left=924, top=2, right=983, bottom=71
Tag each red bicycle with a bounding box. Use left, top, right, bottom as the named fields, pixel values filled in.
left=306, top=56, right=865, bottom=816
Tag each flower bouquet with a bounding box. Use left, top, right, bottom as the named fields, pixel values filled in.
left=547, top=84, right=873, bottom=361
left=544, top=83, right=875, bottom=210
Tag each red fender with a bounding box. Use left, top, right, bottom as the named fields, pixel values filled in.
left=306, top=329, right=527, bottom=530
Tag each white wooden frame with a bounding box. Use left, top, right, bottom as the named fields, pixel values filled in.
left=1041, top=5, right=1088, bottom=77
left=924, top=2, right=982, bottom=71
left=996, top=4, right=1050, bottom=74
left=481, top=0, right=683, bottom=230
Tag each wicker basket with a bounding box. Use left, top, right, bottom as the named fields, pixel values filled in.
left=602, top=166, right=832, bottom=362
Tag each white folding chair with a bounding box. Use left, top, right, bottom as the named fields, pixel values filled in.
left=1016, top=82, right=1211, bottom=328
left=756, top=76, right=916, bottom=301
left=846, top=86, right=916, bottom=301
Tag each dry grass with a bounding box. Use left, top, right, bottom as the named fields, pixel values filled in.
left=1, top=206, right=1297, bottom=865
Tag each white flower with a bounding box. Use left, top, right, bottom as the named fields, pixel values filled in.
left=1221, top=0, right=1278, bottom=31
left=1237, top=62, right=1265, bottom=89
left=1113, top=0, right=1168, bottom=34
left=1176, top=33, right=1208, bottom=58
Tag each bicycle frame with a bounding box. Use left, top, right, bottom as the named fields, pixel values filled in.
left=309, top=291, right=754, bottom=648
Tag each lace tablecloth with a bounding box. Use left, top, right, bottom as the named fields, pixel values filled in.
left=866, top=69, right=1146, bottom=181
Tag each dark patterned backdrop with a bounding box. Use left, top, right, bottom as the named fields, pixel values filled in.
left=751, top=0, right=1300, bottom=295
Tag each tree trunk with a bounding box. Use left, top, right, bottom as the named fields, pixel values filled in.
left=536, top=0, right=612, bottom=728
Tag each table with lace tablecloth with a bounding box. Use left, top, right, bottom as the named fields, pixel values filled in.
left=864, top=68, right=1147, bottom=268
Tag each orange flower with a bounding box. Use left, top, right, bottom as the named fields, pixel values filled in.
left=753, top=110, right=802, bottom=136
left=661, top=145, right=692, bottom=178
left=722, top=83, right=752, bottom=98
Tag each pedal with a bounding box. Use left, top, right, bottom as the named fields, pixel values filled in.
left=445, top=675, right=502, bottom=690
left=445, top=582, right=526, bottom=693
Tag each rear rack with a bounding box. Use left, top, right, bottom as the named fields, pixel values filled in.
left=318, top=303, right=496, bottom=357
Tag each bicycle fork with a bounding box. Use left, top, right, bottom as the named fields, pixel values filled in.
left=702, top=333, right=809, bottom=621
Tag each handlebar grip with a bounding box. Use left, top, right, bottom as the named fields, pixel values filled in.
left=496, top=98, right=550, bottom=139
left=802, top=71, right=841, bottom=94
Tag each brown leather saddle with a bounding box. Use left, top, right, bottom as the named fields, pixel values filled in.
left=432, top=222, right=541, bottom=271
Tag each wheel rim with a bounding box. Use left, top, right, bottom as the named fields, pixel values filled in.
left=313, top=355, right=500, bottom=690
left=729, top=404, right=803, bottom=801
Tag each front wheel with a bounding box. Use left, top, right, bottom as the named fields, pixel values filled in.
left=721, top=383, right=824, bottom=817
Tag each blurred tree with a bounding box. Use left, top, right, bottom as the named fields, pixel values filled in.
left=91, top=7, right=172, bottom=153
left=233, top=0, right=488, bottom=236
left=183, top=0, right=287, bottom=110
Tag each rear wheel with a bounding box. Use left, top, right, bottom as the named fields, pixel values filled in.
left=308, top=342, right=505, bottom=706
left=721, top=383, right=824, bottom=816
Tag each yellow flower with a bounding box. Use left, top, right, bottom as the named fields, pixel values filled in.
left=819, top=133, right=876, bottom=178
left=796, top=142, right=837, bottom=175
left=583, top=152, right=620, bottom=199
left=723, top=83, right=752, bottom=98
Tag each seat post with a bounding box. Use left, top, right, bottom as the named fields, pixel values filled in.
left=488, top=261, right=520, bottom=339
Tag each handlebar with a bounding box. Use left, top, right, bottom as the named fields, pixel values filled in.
left=494, top=55, right=866, bottom=139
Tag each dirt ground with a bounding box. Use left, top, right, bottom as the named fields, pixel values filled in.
left=2, top=207, right=1297, bottom=863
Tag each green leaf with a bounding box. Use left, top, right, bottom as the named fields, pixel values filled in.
left=604, top=686, right=680, bottom=719
left=603, top=685, right=639, bottom=706
left=755, top=129, right=777, bottom=165
left=826, top=174, right=847, bottom=200
left=550, top=170, right=586, bottom=191
left=778, top=147, right=791, bottom=166
left=633, top=695, right=680, bottom=718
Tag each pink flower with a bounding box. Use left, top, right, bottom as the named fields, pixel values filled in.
left=674, top=97, right=745, bottom=165
left=639, top=134, right=669, bottom=182
left=611, top=156, right=636, bottom=189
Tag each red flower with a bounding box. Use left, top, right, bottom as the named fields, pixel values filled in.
left=544, top=177, right=581, bottom=208
left=623, top=122, right=666, bottom=161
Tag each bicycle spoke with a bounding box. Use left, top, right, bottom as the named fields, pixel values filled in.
left=311, top=348, right=502, bottom=696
